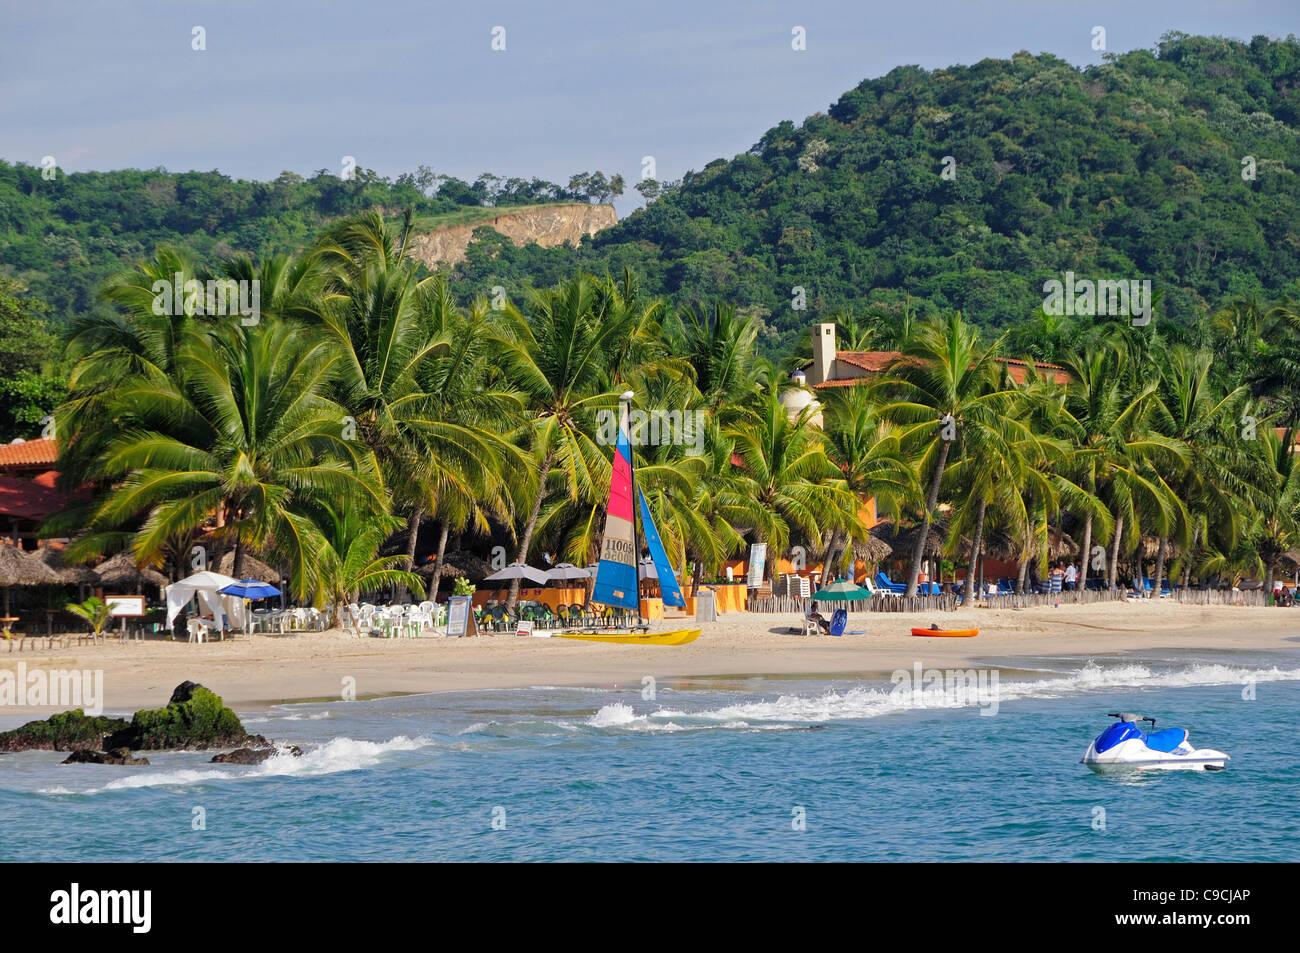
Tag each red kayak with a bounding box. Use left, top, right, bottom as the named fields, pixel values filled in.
left=911, top=627, right=979, bottom=638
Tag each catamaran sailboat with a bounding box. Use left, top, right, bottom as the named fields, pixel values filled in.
left=556, top=391, right=701, bottom=646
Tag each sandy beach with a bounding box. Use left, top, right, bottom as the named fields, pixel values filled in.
left=2, top=600, right=1297, bottom=720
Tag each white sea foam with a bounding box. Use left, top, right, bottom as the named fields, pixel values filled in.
left=584, top=661, right=1300, bottom=728
left=588, top=703, right=639, bottom=727
left=40, top=736, right=431, bottom=795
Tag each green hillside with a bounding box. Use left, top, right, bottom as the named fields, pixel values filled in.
left=450, top=32, right=1300, bottom=355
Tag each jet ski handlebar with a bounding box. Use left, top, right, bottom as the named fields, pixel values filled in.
left=1107, top=712, right=1157, bottom=726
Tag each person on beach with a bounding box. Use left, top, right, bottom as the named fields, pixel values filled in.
left=1064, top=562, right=1078, bottom=591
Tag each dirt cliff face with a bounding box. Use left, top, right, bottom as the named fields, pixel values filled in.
left=408, top=203, right=617, bottom=266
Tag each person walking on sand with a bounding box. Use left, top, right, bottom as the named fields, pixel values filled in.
left=1063, top=561, right=1078, bottom=591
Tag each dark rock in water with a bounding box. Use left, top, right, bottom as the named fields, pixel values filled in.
left=62, top=747, right=150, bottom=766
left=105, top=682, right=263, bottom=751
left=0, top=681, right=265, bottom=753
left=0, top=710, right=130, bottom=752
left=211, top=745, right=302, bottom=765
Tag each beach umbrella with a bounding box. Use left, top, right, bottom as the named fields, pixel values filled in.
left=482, top=561, right=549, bottom=585
left=814, top=578, right=872, bottom=601
left=545, top=563, right=592, bottom=583
left=0, top=543, right=62, bottom=625
left=219, top=579, right=282, bottom=599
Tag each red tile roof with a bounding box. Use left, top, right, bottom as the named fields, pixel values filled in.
left=0, top=473, right=71, bottom=521
left=804, top=352, right=1072, bottom=387
left=836, top=351, right=908, bottom=373
left=0, top=437, right=58, bottom=470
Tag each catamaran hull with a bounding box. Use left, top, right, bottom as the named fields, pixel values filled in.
left=555, top=629, right=701, bottom=646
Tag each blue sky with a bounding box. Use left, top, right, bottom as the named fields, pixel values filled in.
left=3, top=1, right=1299, bottom=216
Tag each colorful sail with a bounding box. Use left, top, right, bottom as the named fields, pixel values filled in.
left=592, top=401, right=640, bottom=610
left=638, top=488, right=686, bottom=608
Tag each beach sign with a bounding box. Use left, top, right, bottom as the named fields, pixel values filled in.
left=747, top=543, right=767, bottom=589
left=446, top=596, right=474, bottom=637
left=105, top=595, right=146, bottom=617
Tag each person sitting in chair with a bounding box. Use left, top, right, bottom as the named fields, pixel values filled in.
left=806, top=604, right=831, bottom=635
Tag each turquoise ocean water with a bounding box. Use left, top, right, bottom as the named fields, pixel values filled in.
left=2, top=649, right=1298, bottom=862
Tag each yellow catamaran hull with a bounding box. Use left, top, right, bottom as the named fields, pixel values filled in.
left=555, top=629, right=701, bottom=646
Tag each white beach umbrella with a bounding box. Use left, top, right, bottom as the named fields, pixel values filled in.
left=482, top=561, right=549, bottom=585
left=545, top=563, right=592, bottom=583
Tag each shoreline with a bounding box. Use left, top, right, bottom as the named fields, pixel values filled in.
left=1, top=601, right=1298, bottom=722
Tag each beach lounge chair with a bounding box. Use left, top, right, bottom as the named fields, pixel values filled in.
left=874, top=572, right=907, bottom=594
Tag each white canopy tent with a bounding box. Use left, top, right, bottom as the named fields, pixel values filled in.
left=166, top=570, right=244, bottom=632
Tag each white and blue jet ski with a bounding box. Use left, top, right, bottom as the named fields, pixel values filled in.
left=1081, top=713, right=1229, bottom=772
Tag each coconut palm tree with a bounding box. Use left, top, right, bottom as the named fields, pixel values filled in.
left=876, top=311, right=1015, bottom=595
left=72, top=318, right=386, bottom=589
left=723, top=381, right=860, bottom=584
left=491, top=273, right=674, bottom=608
left=820, top=386, right=918, bottom=578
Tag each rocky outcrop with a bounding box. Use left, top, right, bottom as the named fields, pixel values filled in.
left=62, top=747, right=150, bottom=766
left=0, top=710, right=130, bottom=752
left=211, top=745, right=302, bottom=765
left=105, top=681, right=263, bottom=751
left=408, top=203, right=617, bottom=267
left=0, top=681, right=263, bottom=754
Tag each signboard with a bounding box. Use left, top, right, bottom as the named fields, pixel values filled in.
left=746, top=543, right=767, bottom=589
left=105, top=595, right=146, bottom=618
left=446, top=596, right=474, bottom=638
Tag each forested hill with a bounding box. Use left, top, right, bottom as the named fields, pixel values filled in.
left=0, top=162, right=622, bottom=328
left=451, top=32, right=1300, bottom=355
left=4, top=32, right=1300, bottom=361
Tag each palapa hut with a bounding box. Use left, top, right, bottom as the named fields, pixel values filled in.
left=37, top=546, right=99, bottom=585
left=217, top=550, right=281, bottom=583
left=0, top=542, right=62, bottom=630
left=94, top=551, right=169, bottom=594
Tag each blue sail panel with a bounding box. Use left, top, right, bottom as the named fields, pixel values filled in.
left=638, top=488, right=686, bottom=608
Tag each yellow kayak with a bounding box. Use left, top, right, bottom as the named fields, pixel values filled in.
left=555, top=628, right=701, bottom=646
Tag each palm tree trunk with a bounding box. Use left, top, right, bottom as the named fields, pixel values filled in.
left=426, top=522, right=450, bottom=600
left=399, top=504, right=424, bottom=602
left=233, top=538, right=245, bottom=581
left=1016, top=543, right=1029, bottom=593
left=1108, top=515, right=1124, bottom=590
left=1078, top=512, right=1093, bottom=590
left=823, top=530, right=843, bottom=582
left=1264, top=562, right=1275, bottom=603
left=906, top=440, right=951, bottom=596
left=1182, top=526, right=1199, bottom=589
left=1153, top=536, right=1167, bottom=597
left=507, top=446, right=557, bottom=610
left=965, top=497, right=987, bottom=602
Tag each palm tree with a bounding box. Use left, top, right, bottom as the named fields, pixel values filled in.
left=877, top=311, right=1014, bottom=596
left=492, top=273, right=671, bottom=608
left=723, top=382, right=860, bottom=584
left=820, top=386, right=917, bottom=578
left=312, top=213, right=519, bottom=598
left=71, top=318, right=386, bottom=592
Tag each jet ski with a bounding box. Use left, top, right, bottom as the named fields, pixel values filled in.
left=1081, top=713, right=1229, bottom=772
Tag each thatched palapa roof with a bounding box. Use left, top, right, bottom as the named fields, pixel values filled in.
left=0, top=544, right=63, bottom=586
left=94, top=551, right=169, bottom=588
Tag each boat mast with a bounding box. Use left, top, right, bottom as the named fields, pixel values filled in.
left=622, top=390, right=646, bottom=629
